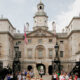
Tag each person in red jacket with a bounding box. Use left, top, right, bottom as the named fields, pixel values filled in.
left=74, top=73, right=78, bottom=80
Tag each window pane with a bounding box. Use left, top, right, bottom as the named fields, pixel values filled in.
left=60, top=41, right=64, bottom=44
left=49, top=39, right=52, bottom=43
left=60, top=51, right=63, bottom=57
left=38, top=50, right=42, bottom=58
left=28, top=49, right=32, bottom=58
left=38, top=39, right=42, bottom=43
left=18, top=41, right=21, bottom=44
left=49, top=49, right=53, bottom=58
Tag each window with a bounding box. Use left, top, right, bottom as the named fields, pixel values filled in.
left=60, top=41, right=64, bottom=44
left=16, top=41, right=21, bottom=45
left=60, top=51, right=64, bottom=57
left=49, top=49, right=53, bottom=58
left=49, top=39, right=53, bottom=43
left=38, top=49, right=42, bottom=58
left=38, top=39, right=42, bottom=43
left=28, top=49, right=32, bottom=58
left=18, top=41, right=21, bottom=44
left=28, top=39, right=32, bottom=43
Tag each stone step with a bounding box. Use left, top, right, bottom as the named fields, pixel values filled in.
left=42, top=75, right=52, bottom=80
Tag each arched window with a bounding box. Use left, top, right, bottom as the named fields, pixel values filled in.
left=40, top=6, right=42, bottom=9
left=38, top=49, right=43, bottom=58
left=36, top=45, right=45, bottom=59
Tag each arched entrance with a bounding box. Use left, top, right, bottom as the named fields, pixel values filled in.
left=48, top=65, right=53, bottom=75
left=36, top=64, right=46, bottom=75
left=27, top=65, right=33, bottom=71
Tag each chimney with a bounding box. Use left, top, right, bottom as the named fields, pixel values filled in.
left=52, top=21, right=56, bottom=34
left=26, top=22, right=29, bottom=32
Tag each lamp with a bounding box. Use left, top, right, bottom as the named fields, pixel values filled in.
left=13, top=45, right=21, bottom=73
left=53, top=42, right=60, bottom=73
left=14, top=46, right=19, bottom=52
left=54, top=42, right=59, bottom=57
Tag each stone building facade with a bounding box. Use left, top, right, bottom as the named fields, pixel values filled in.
left=0, top=1, right=80, bottom=74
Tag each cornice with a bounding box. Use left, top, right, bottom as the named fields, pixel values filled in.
left=27, top=36, right=55, bottom=38
left=0, top=19, right=16, bottom=30
left=33, top=15, right=48, bottom=18
left=1, top=30, right=80, bottom=40
left=57, top=30, right=80, bottom=39
left=67, top=17, right=80, bottom=28
left=68, top=30, right=80, bottom=38
left=0, top=31, right=14, bottom=39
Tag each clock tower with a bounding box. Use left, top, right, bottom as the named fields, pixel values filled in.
left=33, top=1, right=48, bottom=30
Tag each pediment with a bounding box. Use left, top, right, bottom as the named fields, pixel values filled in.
left=27, top=29, right=54, bottom=37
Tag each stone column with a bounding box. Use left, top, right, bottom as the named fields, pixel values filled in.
left=46, top=65, right=49, bottom=75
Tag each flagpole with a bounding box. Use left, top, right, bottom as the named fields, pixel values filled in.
left=24, top=24, right=28, bottom=44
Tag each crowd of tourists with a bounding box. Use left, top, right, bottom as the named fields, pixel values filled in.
left=52, top=71, right=80, bottom=80
left=4, top=69, right=34, bottom=80
left=1, top=69, right=80, bottom=80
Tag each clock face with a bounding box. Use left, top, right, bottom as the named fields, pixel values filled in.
left=38, top=19, right=42, bottom=23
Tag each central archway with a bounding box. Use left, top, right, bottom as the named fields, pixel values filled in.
left=36, top=64, right=46, bottom=75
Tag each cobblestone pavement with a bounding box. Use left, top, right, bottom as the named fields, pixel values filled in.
left=31, top=75, right=51, bottom=80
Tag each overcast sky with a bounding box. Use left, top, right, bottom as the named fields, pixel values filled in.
left=0, top=0, right=80, bottom=33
